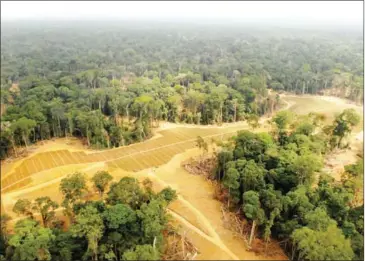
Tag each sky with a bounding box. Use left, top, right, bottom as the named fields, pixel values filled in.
left=1, top=1, right=363, bottom=26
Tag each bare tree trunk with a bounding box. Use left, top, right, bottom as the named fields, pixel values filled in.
left=121, top=135, right=125, bottom=146
left=52, top=123, right=56, bottom=137
left=291, top=244, right=296, bottom=260
left=264, top=239, right=269, bottom=255
left=249, top=220, right=256, bottom=247
left=22, top=134, right=28, bottom=149
left=11, top=137, right=18, bottom=157
left=126, top=105, right=130, bottom=123
left=338, top=135, right=344, bottom=148
left=234, top=101, right=237, bottom=122
left=295, top=80, right=298, bottom=92
left=86, top=127, right=90, bottom=146
left=220, top=105, right=223, bottom=124
left=57, top=117, right=61, bottom=137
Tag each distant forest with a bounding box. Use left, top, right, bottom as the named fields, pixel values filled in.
left=0, top=21, right=363, bottom=157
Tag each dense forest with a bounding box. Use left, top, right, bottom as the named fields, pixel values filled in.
left=0, top=171, right=177, bottom=261
left=0, top=21, right=363, bottom=158
left=213, top=108, right=363, bottom=260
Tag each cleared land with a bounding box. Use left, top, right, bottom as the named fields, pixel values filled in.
left=1, top=95, right=363, bottom=260
left=1, top=126, right=244, bottom=193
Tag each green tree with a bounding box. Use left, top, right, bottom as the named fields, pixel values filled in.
left=157, top=187, right=177, bottom=203
left=13, top=199, right=33, bottom=219
left=32, top=197, right=59, bottom=228
left=240, top=160, right=266, bottom=193
left=59, top=172, right=88, bottom=222
left=103, top=204, right=136, bottom=230
left=332, top=109, right=360, bottom=148
left=91, top=171, right=113, bottom=198
left=272, top=110, right=293, bottom=131
left=292, top=224, right=354, bottom=260
left=107, top=177, right=144, bottom=209
left=290, top=153, right=322, bottom=185
left=122, top=244, right=159, bottom=260
left=304, top=207, right=337, bottom=231
left=10, top=117, right=36, bottom=148
left=222, top=167, right=240, bottom=207
left=102, top=204, right=138, bottom=258
left=0, top=214, right=11, bottom=253
left=196, top=135, right=208, bottom=159
left=246, top=114, right=260, bottom=130
left=9, top=219, right=55, bottom=261
left=242, top=191, right=265, bottom=246
left=71, top=205, right=104, bottom=261
left=1, top=121, right=18, bottom=157
left=137, top=199, right=167, bottom=242
left=263, top=208, right=280, bottom=254
left=49, top=98, right=65, bottom=137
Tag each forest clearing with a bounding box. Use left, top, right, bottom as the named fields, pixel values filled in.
left=1, top=94, right=363, bottom=260
left=1, top=6, right=363, bottom=260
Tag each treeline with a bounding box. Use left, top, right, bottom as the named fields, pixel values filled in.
left=214, top=109, right=363, bottom=260
left=0, top=171, right=177, bottom=261
left=0, top=69, right=280, bottom=158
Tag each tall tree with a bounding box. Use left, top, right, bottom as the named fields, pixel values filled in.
left=59, top=172, right=88, bottom=222
left=32, top=197, right=59, bottom=227
left=91, top=171, right=113, bottom=198
left=10, top=117, right=36, bottom=148
left=242, top=191, right=265, bottom=247
left=13, top=199, right=34, bottom=219
left=71, top=205, right=104, bottom=261
left=331, top=109, right=360, bottom=148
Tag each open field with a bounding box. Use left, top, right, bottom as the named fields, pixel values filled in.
left=1, top=94, right=363, bottom=260
left=284, top=94, right=363, bottom=131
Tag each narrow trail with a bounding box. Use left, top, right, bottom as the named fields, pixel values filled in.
left=167, top=209, right=240, bottom=260
left=145, top=169, right=240, bottom=259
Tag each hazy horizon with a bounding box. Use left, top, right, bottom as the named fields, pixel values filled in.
left=1, top=1, right=363, bottom=27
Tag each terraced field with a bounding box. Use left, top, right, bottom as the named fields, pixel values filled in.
left=1, top=125, right=245, bottom=193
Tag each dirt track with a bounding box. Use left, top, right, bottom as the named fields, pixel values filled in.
left=1, top=95, right=363, bottom=260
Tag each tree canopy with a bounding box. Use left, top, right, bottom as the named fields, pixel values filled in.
left=1, top=21, right=362, bottom=158
left=215, top=109, right=363, bottom=260
left=1, top=171, right=177, bottom=261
